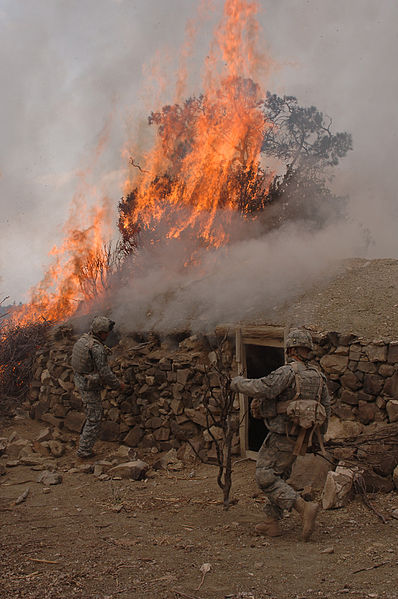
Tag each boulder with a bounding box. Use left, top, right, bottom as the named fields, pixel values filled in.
left=176, top=369, right=191, bottom=385
left=378, top=364, right=394, bottom=377
left=340, top=389, right=358, bottom=405
left=6, top=439, right=31, bottom=458
left=64, top=411, right=86, bottom=433
left=36, top=428, right=52, bottom=442
left=357, top=402, right=376, bottom=425
left=108, top=460, right=149, bottom=480
left=340, top=372, right=361, bottom=391
left=40, top=413, right=63, bottom=429
left=100, top=421, right=120, bottom=442
left=320, top=355, right=348, bottom=375
left=363, top=374, right=384, bottom=396
left=364, top=344, right=387, bottom=362
left=356, top=443, right=398, bottom=476
left=185, top=408, right=207, bottom=428
left=322, top=466, right=355, bottom=509
left=387, top=342, right=398, bottom=364
left=383, top=374, right=398, bottom=398
left=153, top=427, right=170, bottom=442
left=123, top=426, right=145, bottom=447
left=386, top=400, right=398, bottom=423
left=361, top=469, right=394, bottom=493
left=37, top=470, right=63, bottom=485
left=287, top=453, right=334, bottom=491
left=33, top=441, right=50, bottom=456
left=324, top=417, right=363, bottom=441
left=357, top=361, right=377, bottom=374
left=47, top=440, right=65, bottom=458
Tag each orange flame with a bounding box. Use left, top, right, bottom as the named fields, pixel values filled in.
left=10, top=118, right=114, bottom=328
left=122, top=0, right=273, bottom=249
left=10, top=0, right=273, bottom=329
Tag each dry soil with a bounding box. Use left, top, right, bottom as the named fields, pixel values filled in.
left=1, top=417, right=398, bottom=599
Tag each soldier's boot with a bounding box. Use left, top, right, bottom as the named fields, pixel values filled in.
left=293, top=496, right=319, bottom=541
left=254, top=517, right=282, bottom=537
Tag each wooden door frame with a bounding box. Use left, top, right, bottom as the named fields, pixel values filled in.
left=235, top=325, right=285, bottom=459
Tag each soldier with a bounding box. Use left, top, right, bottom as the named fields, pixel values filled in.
left=231, top=328, right=330, bottom=541
left=71, top=316, right=125, bottom=458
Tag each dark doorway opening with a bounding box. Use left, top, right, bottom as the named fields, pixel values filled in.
left=245, top=344, right=285, bottom=452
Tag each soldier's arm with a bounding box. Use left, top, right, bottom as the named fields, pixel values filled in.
left=91, top=344, right=121, bottom=390
left=231, top=365, right=295, bottom=400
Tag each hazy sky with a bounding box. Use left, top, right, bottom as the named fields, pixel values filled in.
left=1, top=0, right=397, bottom=302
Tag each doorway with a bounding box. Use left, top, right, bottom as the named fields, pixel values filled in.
left=245, top=344, right=285, bottom=451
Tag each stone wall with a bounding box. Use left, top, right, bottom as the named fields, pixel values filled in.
left=310, top=331, right=398, bottom=432
left=26, top=325, right=398, bottom=479
left=26, top=325, right=240, bottom=461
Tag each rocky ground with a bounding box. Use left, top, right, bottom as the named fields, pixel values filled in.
left=1, top=416, right=398, bottom=599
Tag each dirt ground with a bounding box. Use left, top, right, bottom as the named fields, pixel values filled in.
left=1, top=417, right=398, bottom=599
left=270, top=258, right=398, bottom=340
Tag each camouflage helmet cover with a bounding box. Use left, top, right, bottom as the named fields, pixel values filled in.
left=90, top=316, right=115, bottom=335
left=285, top=328, right=313, bottom=350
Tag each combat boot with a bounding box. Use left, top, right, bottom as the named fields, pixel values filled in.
left=293, top=496, right=319, bottom=541
left=254, top=517, right=282, bottom=537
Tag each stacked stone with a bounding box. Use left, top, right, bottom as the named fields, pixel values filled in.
left=310, top=331, right=398, bottom=490
left=27, top=327, right=240, bottom=459
left=310, top=331, right=398, bottom=427
left=27, top=325, right=398, bottom=478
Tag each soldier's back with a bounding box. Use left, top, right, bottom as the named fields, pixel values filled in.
left=71, top=333, right=95, bottom=374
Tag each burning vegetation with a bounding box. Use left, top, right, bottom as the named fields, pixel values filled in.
left=1, top=0, right=353, bottom=405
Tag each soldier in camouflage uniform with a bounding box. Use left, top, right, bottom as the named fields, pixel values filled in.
left=71, top=316, right=125, bottom=458
left=231, top=328, right=330, bottom=541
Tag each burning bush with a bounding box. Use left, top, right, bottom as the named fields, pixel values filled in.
left=0, top=320, right=51, bottom=416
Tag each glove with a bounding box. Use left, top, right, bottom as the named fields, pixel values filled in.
left=230, top=376, right=245, bottom=392
left=250, top=398, right=263, bottom=419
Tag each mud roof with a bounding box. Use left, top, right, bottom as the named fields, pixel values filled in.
left=229, top=258, right=398, bottom=342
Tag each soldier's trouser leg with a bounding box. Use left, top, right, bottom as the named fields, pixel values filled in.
left=78, top=393, right=102, bottom=456
left=255, top=433, right=298, bottom=520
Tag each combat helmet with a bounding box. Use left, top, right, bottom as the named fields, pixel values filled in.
left=285, top=328, right=313, bottom=351
left=90, top=316, right=115, bottom=336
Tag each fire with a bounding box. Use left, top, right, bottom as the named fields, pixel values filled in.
left=8, top=0, right=272, bottom=328
left=10, top=186, right=113, bottom=328
left=121, top=0, right=273, bottom=250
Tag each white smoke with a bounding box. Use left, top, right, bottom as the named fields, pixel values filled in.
left=1, top=0, right=397, bottom=310
left=111, top=216, right=366, bottom=333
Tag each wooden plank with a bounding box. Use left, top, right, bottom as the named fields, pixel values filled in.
left=217, top=323, right=285, bottom=341
left=242, top=337, right=283, bottom=348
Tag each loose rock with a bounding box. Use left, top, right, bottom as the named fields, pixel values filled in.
left=37, top=470, right=63, bottom=485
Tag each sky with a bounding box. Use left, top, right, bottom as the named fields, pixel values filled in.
left=0, top=0, right=397, bottom=303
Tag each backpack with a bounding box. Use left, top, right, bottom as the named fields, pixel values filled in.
left=286, top=362, right=326, bottom=429
left=285, top=362, right=327, bottom=456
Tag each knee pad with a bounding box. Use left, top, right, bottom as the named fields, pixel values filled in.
left=255, top=467, right=277, bottom=491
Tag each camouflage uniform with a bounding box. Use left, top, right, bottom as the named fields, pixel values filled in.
left=72, top=330, right=121, bottom=457
left=232, top=359, right=330, bottom=520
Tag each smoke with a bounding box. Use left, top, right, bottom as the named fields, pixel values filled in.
left=111, top=216, right=367, bottom=334
left=1, top=0, right=397, bottom=310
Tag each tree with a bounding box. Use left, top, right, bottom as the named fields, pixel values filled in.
left=259, top=92, right=353, bottom=228
left=118, top=85, right=353, bottom=248
left=262, top=92, right=352, bottom=173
